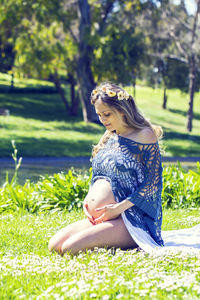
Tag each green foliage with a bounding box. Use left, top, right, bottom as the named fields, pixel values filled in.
left=0, top=169, right=92, bottom=214
left=162, top=162, right=200, bottom=209
left=10, top=140, right=22, bottom=186
left=92, top=21, right=145, bottom=84
left=36, top=170, right=91, bottom=213
left=0, top=141, right=92, bottom=214
left=0, top=180, right=38, bottom=214
left=14, top=21, right=77, bottom=80
left=0, top=163, right=200, bottom=214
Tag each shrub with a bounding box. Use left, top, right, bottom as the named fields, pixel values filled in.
left=0, top=180, right=39, bottom=213
left=36, top=170, right=91, bottom=213
left=0, top=169, right=91, bottom=214
left=0, top=163, right=200, bottom=214
left=162, top=162, right=200, bottom=209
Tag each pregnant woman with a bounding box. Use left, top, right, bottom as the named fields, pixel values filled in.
left=48, top=82, right=164, bottom=255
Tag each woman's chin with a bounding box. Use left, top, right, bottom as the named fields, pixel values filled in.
left=106, top=126, right=113, bottom=132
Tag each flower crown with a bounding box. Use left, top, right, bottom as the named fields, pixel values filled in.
left=91, top=86, right=130, bottom=101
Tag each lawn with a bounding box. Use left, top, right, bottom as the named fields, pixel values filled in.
left=126, top=86, right=200, bottom=157
left=1, top=209, right=200, bottom=299
left=0, top=72, right=200, bottom=157
left=1, top=73, right=200, bottom=299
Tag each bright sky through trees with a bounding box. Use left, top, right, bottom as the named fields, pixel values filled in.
left=173, top=0, right=197, bottom=14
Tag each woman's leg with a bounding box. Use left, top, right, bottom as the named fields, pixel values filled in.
left=48, top=218, right=93, bottom=254
left=61, top=216, right=137, bottom=255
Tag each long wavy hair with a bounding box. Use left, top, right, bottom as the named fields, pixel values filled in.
left=90, top=82, right=163, bottom=157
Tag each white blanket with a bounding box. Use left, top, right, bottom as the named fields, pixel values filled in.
left=122, top=212, right=200, bottom=254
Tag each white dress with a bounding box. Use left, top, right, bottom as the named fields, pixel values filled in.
left=122, top=212, right=200, bottom=254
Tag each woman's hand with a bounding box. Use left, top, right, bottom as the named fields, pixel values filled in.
left=94, top=203, right=121, bottom=224
left=83, top=201, right=96, bottom=224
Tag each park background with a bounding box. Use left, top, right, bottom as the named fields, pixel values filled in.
left=1, top=0, right=200, bottom=299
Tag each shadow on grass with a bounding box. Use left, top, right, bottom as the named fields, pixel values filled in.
left=0, top=137, right=95, bottom=157
left=164, top=131, right=200, bottom=142
left=165, top=143, right=200, bottom=157
left=55, top=123, right=104, bottom=134
left=163, top=131, right=200, bottom=157
left=168, top=108, right=200, bottom=120
left=1, top=131, right=199, bottom=158
left=0, top=93, right=81, bottom=122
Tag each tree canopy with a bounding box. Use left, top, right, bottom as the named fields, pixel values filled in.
left=0, top=0, right=200, bottom=131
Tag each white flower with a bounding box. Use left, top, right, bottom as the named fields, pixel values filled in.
left=106, top=89, right=116, bottom=97
left=117, top=91, right=124, bottom=100
left=124, top=92, right=129, bottom=100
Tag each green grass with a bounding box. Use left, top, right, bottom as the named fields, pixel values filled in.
left=1, top=209, right=200, bottom=299
left=0, top=115, right=104, bottom=157
left=0, top=72, right=54, bottom=88
left=126, top=86, right=200, bottom=157
left=0, top=72, right=200, bottom=157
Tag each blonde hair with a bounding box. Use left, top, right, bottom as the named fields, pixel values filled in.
left=91, top=82, right=163, bottom=157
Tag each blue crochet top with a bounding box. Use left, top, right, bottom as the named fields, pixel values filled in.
left=91, top=133, right=164, bottom=247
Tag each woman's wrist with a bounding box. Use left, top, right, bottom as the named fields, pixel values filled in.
left=116, top=199, right=134, bottom=214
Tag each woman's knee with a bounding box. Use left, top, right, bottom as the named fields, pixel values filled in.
left=61, top=233, right=87, bottom=255
left=48, top=236, right=57, bottom=252
left=61, top=238, right=76, bottom=255
left=48, top=235, right=64, bottom=254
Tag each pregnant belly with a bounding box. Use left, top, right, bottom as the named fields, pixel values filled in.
left=85, top=179, right=117, bottom=219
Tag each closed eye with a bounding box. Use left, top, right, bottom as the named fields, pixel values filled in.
left=97, top=113, right=110, bottom=117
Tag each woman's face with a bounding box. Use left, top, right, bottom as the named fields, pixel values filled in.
left=94, top=99, right=126, bottom=134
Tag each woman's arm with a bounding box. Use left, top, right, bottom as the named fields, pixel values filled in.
left=116, top=199, right=135, bottom=212
left=94, top=200, right=134, bottom=224
left=83, top=199, right=96, bottom=224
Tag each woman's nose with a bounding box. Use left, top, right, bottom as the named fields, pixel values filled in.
left=101, top=116, right=107, bottom=122
left=99, top=116, right=105, bottom=123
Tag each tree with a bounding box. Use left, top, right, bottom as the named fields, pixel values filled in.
left=154, top=0, right=200, bottom=131
left=14, top=20, right=78, bottom=114
left=93, top=27, right=145, bottom=93
left=1, top=0, right=168, bottom=123
left=0, top=0, right=32, bottom=84
left=61, top=0, right=145, bottom=121
left=112, top=0, right=166, bottom=99
left=125, top=0, right=172, bottom=108
left=63, top=0, right=119, bottom=122
left=76, top=0, right=98, bottom=122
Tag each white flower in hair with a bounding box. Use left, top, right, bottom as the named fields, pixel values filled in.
left=92, top=85, right=130, bottom=101
left=106, top=89, right=116, bottom=97
left=92, top=89, right=98, bottom=95
left=117, top=91, right=124, bottom=100
left=124, top=91, right=129, bottom=100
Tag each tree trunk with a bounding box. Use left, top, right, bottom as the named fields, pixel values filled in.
left=11, top=72, right=14, bottom=89
left=52, top=72, right=69, bottom=112
left=131, top=73, right=136, bottom=100
left=76, top=0, right=98, bottom=123
left=68, top=72, right=79, bottom=116
left=186, top=0, right=200, bottom=131
left=187, top=58, right=196, bottom=132
left=162, top=87, right=167, bottom=109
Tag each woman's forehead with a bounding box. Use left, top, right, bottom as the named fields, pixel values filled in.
left=94, top=99, right=111, bottom=113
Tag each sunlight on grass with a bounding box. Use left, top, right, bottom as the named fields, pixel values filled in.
left=0, top=74, right=199, bottom=157
left=0, top=72, right=54, bottom=88
left=1, top=210, right=200, bottom=299
left=0, top=116, right=104, bottom=156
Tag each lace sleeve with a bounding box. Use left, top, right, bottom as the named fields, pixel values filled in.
left=126, top=143, right=163, bottom=220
